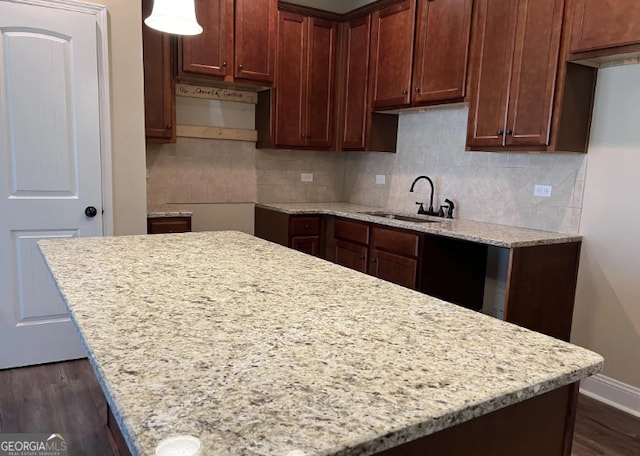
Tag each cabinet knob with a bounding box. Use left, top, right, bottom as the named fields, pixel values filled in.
left=222, top=61, right=227, bottom=68
left=402, top=89, right=408, bottom=95
left=497, top=130, right=504, bottom=136
left=306, top=134, right=311, bottom=139
left=238, top=64, right=244, bottom=70
left=506, top=129, right=513, bottom=136
left=415, top=87, right=421, bottom=93
left=166, top=123, right=172, bottom=130
left=304, top=224, right=309, bottom=229
left=370, top=258, right=377, bottom=263
left=359, top=255, right=365, bottom=260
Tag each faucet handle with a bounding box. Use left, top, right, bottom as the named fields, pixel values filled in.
left=444, top=198, right=455, bottom=218
left=415, top=202, right=426, bottom=215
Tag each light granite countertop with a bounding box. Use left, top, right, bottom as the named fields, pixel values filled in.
left=39, top=231, right=602, bottom=456
left=147, top=205, right=193, bottom=218
left=256, top=202, right=582, bottom=248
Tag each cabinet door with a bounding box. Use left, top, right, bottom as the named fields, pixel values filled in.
left=466, top=0, right=518, bottom=148
left=180, top=0, right=233, bottom=78
left=235, top=0, right=277, bottom=82
left=342, top=16, right=371, bottom=150
left=570, top=0, right=640, bottom=54
left=335, top=240, right=368, bottom=273
left=275, top=12, right=307, bottom=147
left=368, top=247, right=418, bottom=289
left=142, top=0, right=175, bottom=142
left=369, top=0, right=416, bottom=109
left=291, top=236, right=319, bottom=256
left=412, top=0, right=472, bottom=104
left=306, top=18, right=336, bottom=148
left=505, top=0, right=563, bottom=147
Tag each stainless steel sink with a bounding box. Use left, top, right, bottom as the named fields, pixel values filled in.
left=358, top=211, right=441, bottom=223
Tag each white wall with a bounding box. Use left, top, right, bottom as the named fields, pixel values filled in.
left=89, top=0, right=147, bottom=236
left=572, top=64, right=640, bottom=388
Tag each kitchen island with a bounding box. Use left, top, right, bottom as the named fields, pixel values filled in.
left=39, top=231, right=603, bottom=456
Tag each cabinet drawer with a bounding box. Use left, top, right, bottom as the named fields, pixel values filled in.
left=147, top=216, right=192, bottom=234
left=290, top=216, right=320, bottom=236
left=334, top=217, right=369, bottom=244
left=370, top=225, right=420, bottom=257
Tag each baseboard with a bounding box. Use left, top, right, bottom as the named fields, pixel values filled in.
left=580, top=373, right=640, bottom=419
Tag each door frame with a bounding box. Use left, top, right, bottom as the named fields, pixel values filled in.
left=6, top=0, right=114, bottom=235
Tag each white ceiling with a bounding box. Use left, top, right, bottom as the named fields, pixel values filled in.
left=287, top=0, right=376, bottom=14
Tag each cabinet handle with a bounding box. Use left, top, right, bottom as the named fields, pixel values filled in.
left=371, top=258, right=377, bottom=263
left=222, top=61, right=227, bottom=68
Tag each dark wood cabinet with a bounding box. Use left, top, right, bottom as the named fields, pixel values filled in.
left=290, top=216, right=321, bottom=256
left=180, top=0, right=232, bottom=79
left=411, top=0, right=473, bottom=104
left=147, top=216, right=192, bottom=234
left=466, top=0, right=596, bottom=153
left=179, top=0, right=276, bottom=85
left=142, top=0, right=175, bottom=143
left=254, top=207, right=323, bottom=257
left=274, top=12, right=336, bottom=149
left=334, top=217, right=421, bottom=290
left=569, top=0, right=640, bottom=59
left=341, top=16, right=371, bottom=150
left=235, top=0, right=277, bottom=82
left=467, top=0, right=563, bottom=149
left=369, top=0, right=416, bottom=109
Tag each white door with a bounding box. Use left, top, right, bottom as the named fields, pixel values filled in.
left=0, top=1, right=104, bottom=369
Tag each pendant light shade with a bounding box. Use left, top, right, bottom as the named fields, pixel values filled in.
left=144, top=0, right=203, bottom=36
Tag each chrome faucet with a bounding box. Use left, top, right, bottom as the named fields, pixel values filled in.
left=409, top=175, right=438, bottom=216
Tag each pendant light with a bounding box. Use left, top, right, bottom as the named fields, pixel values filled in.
left=144, top=0, right=203, bottom=36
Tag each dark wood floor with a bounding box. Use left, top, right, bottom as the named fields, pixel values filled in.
left=1, top=359, right=639, bottom=455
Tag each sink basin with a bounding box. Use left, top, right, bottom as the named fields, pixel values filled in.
left=359, top=211, right=441, bottom=224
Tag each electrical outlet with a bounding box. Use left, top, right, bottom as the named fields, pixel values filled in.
left=376, top=174, right=386, bottom=185
left=301, top=173, right=313, bottom=183
left=533, top=184, right=552, bottom=197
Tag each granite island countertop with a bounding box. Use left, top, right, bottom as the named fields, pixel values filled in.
left=256, top=202, right=582, bottom=248
left=39, top=231, right=602, bottom=456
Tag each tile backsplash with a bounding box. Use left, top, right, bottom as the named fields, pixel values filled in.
left=147, top=104, right=586, bottom=234
left=345, top=105, right=587, bottom=234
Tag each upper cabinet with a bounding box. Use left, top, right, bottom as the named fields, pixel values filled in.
left=369, top=0, right=416, bottom=109
left=341, top=16, right=371, bottom=150
left=569, top=0, right=640, bottom=59
left=466, top=0, right=596, bottom=152
left=258, top=10, right=337, bottom=149
left=368, top=0, right=473, bottom=110
left=179, top=0, right=277, bottom=85
left=411, top=0, right=472, bottom=104
left=142, top=0, right=175, bottom=143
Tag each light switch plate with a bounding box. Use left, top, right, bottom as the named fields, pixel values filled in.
left=533, top=184, right=552, bottom=197
left=301, top=173, right=313, bottom=183
left=376, top=174, right=386, bottom=185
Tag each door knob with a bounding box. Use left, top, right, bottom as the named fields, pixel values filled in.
left=85, top=206, right=98, bottom=217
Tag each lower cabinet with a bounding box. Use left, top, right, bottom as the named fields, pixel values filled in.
left=334, top=217, right=421, bottom=290
left=254, top=207, right=322, bottom=257
left=147, top=216, right=192, bottom=234
left=290, top=216, right=320, bottom=256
